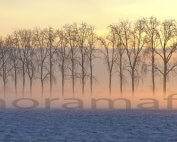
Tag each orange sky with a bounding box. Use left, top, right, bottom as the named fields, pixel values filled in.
left=0, top=0, right=177, bottom=36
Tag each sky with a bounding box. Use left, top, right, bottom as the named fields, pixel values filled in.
left=0, top=0, right=177, bottom=36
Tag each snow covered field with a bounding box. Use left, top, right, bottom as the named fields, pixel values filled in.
left=0, top=109, right=176, bottom=142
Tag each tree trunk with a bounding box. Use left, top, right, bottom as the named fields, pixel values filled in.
left=30, top=79, right=32, bottom=96
left=90, top=64, right=93, bottom=95
left=131, top=69, right=135, bottom=95
left=163, top=72, right=167, bottom=95
left=49, top=42, right=53, bottom=96
left=61, top=70, right=65, bottom=97
left=22, top=62, right=25, bottom=96
left=72, top=75, right=75, bottom=96
left=152, top=54, right=155, bottom=95
left=82, top=76, right=85, bottom=96
left=14, top=67, right=17, bottom=97
left=151, top=37, right=156, bottom=95
left=163, top=74, right=167, bottom=94
left=81, top=50, right=85, bottom=96
left=41, top=80, right=44, bottom=97
left=71, top=56, right=75, bottom=96
left=41, top=65, right=44, bottom=97
left=3, top=81, right=6, bottom=97
left=49, top=53, right=52, bottom=96
left=163, top=63, right=167, bottom=95
left=109, top=72, right=112, bottom=95
left=119, top=56, right=123, bottom=96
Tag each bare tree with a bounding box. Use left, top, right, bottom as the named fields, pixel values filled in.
left=124, top=20, right=146, bottom=95
left=99, top=30, right=117, bottom=95
left=26, top=44, right=36, bottom=96
left=109, top=24, right=126, bottom=95
left=65, top=24, right=78, bottom=96
left=15, top=30, right=31, bottom=96
left=46, top=27, right=56, bottom=96
left=87, top=26, right=98, bottom=95
left=33, top=29, right=50, bottom=97
left=155, top=19, right=177, bottom=94
left=143, top=17, right=159, bottom=94
left=77, top=23, right=91, bottom=95
left=0, top=38, right=12, bottom=96
left=56, top=29, right=69, bottom=96
left=6, top=35, right=20, bottom=97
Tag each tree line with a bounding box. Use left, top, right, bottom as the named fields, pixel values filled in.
left=0, top=17, right=177, bottom=97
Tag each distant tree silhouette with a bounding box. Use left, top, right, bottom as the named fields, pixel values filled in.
left=155, top=20, right=177, bottom=94
left=0, top=38, right=12, bottom=96
left=99, top=32, right=117, bottom=95
left=33, top=29, right=50, bottom=97
left=143, top=17, right=159, bottom=95
left=64, top=24, right=78, bottom=96
left=46, top=27, right=55, bottom=96
left=124, top=20, right=146, bottom=95
left=109, top=24, right=126, bottom=95
left=56, top=29, right=69, bottom=96
left=0, top=18, right=176, bottom=97
left=87, top=26, right=98, bottom=95
left=77, top=23, right=92, bottom=96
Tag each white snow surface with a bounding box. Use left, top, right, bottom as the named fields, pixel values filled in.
left=0, top=109, right=176, bottom=142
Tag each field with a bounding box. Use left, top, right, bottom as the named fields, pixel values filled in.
left=0, top=109, right=176, bottom=142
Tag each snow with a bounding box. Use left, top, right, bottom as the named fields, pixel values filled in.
left=0, top=109, right=176, bottom=142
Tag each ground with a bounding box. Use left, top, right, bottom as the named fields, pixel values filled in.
left=0, top=109, right=176, bottom=142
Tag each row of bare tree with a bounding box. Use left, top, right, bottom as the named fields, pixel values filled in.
left=0, top=17, right=177, bottom=97
left=99, top=17, right=177, bottom=95
left=0, top=23, right=98, bottom=97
